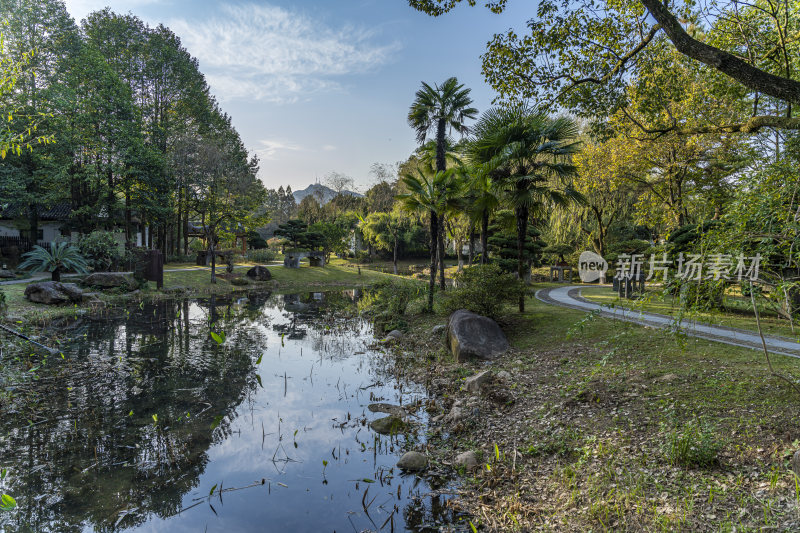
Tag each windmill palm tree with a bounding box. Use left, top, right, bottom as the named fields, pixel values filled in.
left=408, top=77, right=477, bottom=289
left=471, top=105, right=583, bottom=311
left=397, top=168, right=460, bottom=311
left=463, top=169, right=500, bottom=265
left=18, top=242, right=90, bottom=282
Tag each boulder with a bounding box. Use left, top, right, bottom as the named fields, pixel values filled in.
left=464, top=371, right=492, bottom=393
left=446, top=309, right=509, bottom=361
left=83, top=272, right=135, bottom=290
left=25, top=281, right=84, bottom=305
left=792, top=450, right=800, bottom=477
left=385, top=330, right=403, bottom=341
left=496, top=370, right=513, bottom=382
left=397, top=451, right=427, bottom=471
left=246, top=265, right=272, bottom=281
left=369, top=416, right=406, bottom=435
left=0, top=269, right=15, bottom=279
left=368, top=403, right=406, bottom=417
left=454, top=451, right=479, bottom=472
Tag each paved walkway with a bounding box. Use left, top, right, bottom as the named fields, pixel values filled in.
left=536, top=285, right=800, bottom=358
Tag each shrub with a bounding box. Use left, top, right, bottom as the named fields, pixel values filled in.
left=664, top=277, right=726, bottom=311
left=359, top=279, right=422, bottom=333
left=246, top=248, right=277, bottom=263
left=78, top=231, right=122, bottom=271
left=662, top=419, right=720, bottom=467
left=230, top=277, right=249, bottom=286
left=439, top=264, right=526, bottom=320
left=18, top=242, right=89, bottom=281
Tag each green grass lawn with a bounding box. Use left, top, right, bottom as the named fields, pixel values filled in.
left=580, top=285, right=800, bottom=339
left=398, top=286, right=800, bottom=531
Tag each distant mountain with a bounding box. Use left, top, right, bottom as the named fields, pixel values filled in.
left=292, top=183, right=362, bottom=205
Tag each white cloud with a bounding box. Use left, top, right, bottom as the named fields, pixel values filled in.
left=321, top=144, right=336, bottom=152
left=254, top=139, right=302, bottom=161
left=170, top=3, right=400, bottom=103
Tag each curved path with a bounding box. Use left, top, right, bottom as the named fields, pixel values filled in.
left=536, top=285, right=800, bottom=358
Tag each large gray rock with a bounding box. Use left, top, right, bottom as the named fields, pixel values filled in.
left=0, top=269, right=15, bottom=279
left=446, top=309, right=509, bottom=361
left=792, top=450, right=800, bottom=477
left=83, top=272, right=135, bottom=290
left=25, top=281, right=84, bottom=305
left=246, top=265, right=272, bottom=281
left=397, top=451, right=427, bottom=471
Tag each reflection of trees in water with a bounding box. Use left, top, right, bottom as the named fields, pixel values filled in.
left=0, top=295, right=273, bottom=532
left=0, top=290, right=463, bottom=532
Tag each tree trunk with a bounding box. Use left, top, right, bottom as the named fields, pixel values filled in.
left=438, top=215, right=446, bottom=290
left=516, top=206, right=529, bottom=312
left=210, top=240, right=216, bottom=284
left=435, top=118, right=447, bottom=173
left=457, top=238, right=464, bottom=272
left=393, top=237, right=398, bottom=275
left=481, top=209, right=489, bottom=265
left=428, top=210, right=438, bottom=311
left=51, top=267, right=61, bottom=282
left=468, top=224, right=475, bottom=265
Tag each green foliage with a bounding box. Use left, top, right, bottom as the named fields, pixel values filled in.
left=488, top=221, right=546, bottom=274
left=0, top=493, right=16, bottom=511
left=274, top=219, right=309, bottom=247
left=18, top=242, right=89, bottom=281
left=359, top=279, right=422, bottom=332
left=78, top=230, right=122, bottom=271
left=662, top=419, right=721, bottom=468
left=230, top=277, right=249, bottom=286
left=664, top=278, right=727, bottom=312
left=246, top=248, right=277, bottom=263
left=439, top=264, right=526, bottom=320
left=247, top=231, right=268, bottom=249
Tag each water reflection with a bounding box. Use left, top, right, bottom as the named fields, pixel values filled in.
left=0, top=292, right=463, bottom=532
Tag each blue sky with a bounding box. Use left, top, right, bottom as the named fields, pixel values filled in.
left=64, top=0, right=532, bottom=192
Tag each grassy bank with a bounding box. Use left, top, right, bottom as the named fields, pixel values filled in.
left=0, top=260, right=395, bottom=323
left=580, top=285, right=799, bottom=339
left=388, top=285, right=800, bottom=531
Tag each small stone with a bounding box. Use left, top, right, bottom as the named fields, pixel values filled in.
left=397, top=451, right=427, bottom=471
left=654, top=373, right=678, bottom=383
left=444, top=405, right=467, bottom=423
left=792, top=450, right=800, bottom=477
left=369, top=416, right=406, bottom=435
left=368, top=403, right=406, bottom=417
left=0, top=269, right=15, bottom=279
left=464, top=370, right=492, bottom=393
left=454, top=451, right=479, bottom=472
left=431, top=324, right=446, bottom=336
left=496, top=370, right=512, bottom=382
left=386, top=330, right=403, bottom=340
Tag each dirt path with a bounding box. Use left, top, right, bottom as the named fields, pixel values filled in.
left=537, top=285, right=800, bottom=358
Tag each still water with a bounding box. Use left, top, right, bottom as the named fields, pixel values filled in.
left=0, top=291, right=462, bottom=532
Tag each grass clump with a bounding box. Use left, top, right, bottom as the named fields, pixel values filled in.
left=358, top=279, right=422, bottom=333
left=662, top=418, right=721, bottom=467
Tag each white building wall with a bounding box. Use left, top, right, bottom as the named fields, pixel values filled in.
left=0, top=223, right=20, bottom=237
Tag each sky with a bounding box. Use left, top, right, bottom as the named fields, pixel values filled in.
left=63, top=0, right=534, bottom=193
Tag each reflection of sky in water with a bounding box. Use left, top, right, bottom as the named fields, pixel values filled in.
left=0, top=293, right=460, bottom=533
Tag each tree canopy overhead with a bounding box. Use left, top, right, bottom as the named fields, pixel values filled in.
left=408, top=0, right=800, bottom=134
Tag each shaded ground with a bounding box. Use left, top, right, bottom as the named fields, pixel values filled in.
left=388, top=289, right=800, bottom=531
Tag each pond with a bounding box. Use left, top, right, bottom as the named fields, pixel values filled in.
left=0, top=291, right=464, bottom=532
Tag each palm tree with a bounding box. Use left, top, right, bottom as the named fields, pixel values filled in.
left=408, top=77, right=477, bottom=289
left=471, top=105, right=583, bottom=311
left=18, top=242, right=90, bottom=282
left=464, top=169, right=500, bottom=265
left=397, top=168, right=460, bottom=311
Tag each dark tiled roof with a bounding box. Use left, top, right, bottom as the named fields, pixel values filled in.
left=0, top=202, right=72, bottom=221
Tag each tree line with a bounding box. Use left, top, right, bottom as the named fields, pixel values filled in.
left=0, top=0, right=265, bottom=258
